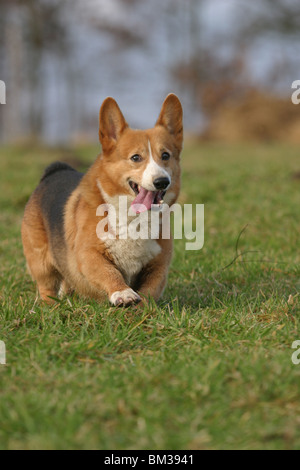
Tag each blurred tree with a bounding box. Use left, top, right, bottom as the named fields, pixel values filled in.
left=1, top=0, right=298, bottom=141
left=22, top=0, right=70, bottom=135
left=0, top=0, right=150, bottom=141
left=0, top=0, right=70, bottom=140
left=81, top=0, right=145, bottom=48
left=236, top=0, right=300, bottom=90
left=170, top=0, right=300, bottom=124
left=241, top=0, right=300, bottom=37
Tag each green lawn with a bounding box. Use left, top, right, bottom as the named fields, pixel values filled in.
left=0, top=141, right=299, bottom=450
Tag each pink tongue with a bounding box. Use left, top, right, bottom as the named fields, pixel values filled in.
left=131, top=187, right=156, bottom=213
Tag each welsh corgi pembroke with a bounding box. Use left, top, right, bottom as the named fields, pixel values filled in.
left=21, top=94, right=183, bottom=306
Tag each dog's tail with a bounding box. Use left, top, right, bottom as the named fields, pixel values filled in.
left=40, top=161, right=76, bottom=182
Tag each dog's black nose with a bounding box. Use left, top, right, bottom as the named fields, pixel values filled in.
left=153, top=177, right=170, bottom=190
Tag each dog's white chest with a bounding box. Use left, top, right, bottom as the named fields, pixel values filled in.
left=97, top=183, right=162, bottom=284
left=105, top=237, right=161, bottom=285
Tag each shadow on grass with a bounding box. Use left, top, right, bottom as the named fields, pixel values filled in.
left=165, top=263, right=299, bottom=312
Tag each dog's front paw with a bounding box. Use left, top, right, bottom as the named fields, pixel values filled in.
left=110, top=288, right=141, bottom=307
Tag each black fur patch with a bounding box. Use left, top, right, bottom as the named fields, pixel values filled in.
left=38, top=162, right=83, bottom=241
left=40, top=161, right=77, bottom=182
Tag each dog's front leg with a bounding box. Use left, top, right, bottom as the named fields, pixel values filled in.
left=78, top=249, right=141, bottom=306
left=136, top=262, right=169, bottom=303
left=135, top=240, right=173, bottom=303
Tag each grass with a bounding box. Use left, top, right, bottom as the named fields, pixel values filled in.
left=0, top=141, right=299, bottom=450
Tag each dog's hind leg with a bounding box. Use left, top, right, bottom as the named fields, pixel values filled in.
left=22, top=200, right=61, bottom=304
left=58, top=280, right=73, bottom=299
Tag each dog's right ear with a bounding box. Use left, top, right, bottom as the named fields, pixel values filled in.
left=156, top=94, right=183, bottom=152
left=99, top=97, right=128, bottom=153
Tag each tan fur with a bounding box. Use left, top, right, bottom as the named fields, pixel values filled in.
left=21, top=94, right=183, bottom=306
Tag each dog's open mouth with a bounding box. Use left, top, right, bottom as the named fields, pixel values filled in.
left=129, top=180, right=166, bottom=214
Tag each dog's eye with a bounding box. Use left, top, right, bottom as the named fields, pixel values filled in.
left=161, top=152, right=170, bottom=161
left=131, top=154, right=142, bottom=162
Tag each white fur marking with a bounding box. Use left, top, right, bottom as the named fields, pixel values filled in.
left=110, top=288, right=141, bottom=306
left=141, top=140, right=171, bottom=190
left=106, top=237, right=161, bottom=285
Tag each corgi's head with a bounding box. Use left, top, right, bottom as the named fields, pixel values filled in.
left=97, top=94, right=183, bottom=212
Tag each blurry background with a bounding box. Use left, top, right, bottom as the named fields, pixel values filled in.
left=1, top=1, right=300, bottom=451
left=0, top=0, right=300, bottom=144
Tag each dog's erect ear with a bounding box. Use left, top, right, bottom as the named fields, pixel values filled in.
left=99, top=97, right=128, bottom=152
left=156, top=94, right=183, bottom=150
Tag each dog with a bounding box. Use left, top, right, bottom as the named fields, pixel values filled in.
left=21, top=94, right=183, bottom=306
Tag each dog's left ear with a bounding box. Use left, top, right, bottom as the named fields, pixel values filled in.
left=99, top=97, right=128, bottom=153
left=156, top=94, right=183, bottom=150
